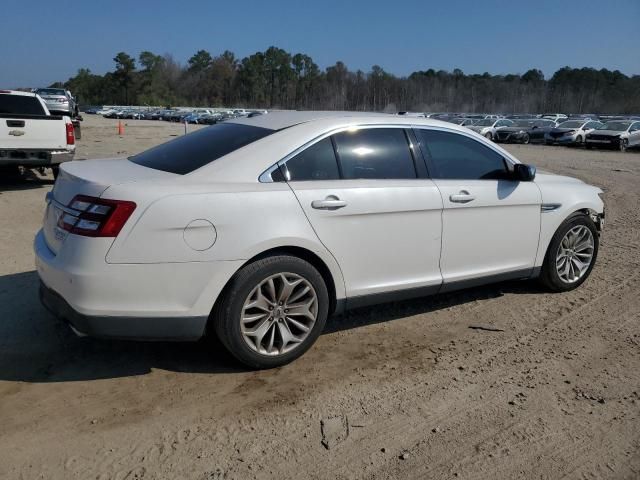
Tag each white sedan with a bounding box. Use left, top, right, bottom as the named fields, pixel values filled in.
left=466, top=118, right=514, bottom=140
left=35, top=112, right=605, bottom=368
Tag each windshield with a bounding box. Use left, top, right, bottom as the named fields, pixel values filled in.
left=36, top=88, right=66, bottom=96
left=512, top=120, right=536, bottom=127
left=474, top=119, right=494, bottom=126
left=558, top=121, right=584, bottom=128
left=129, top=123, right=276, bottom=174
left=599, top=121, right=631, bottom=131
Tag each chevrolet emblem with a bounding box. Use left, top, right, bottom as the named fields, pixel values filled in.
left=8, top=130, right=25, bottom=136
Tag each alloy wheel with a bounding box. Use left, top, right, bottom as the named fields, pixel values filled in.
left=240, top=272, right=318, bottom=356
left=555, top=225, right=595, bottom=284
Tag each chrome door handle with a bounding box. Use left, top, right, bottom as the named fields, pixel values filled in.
left=311, top=196, right=347, bottom=210
left=449, top=191, right=475, bottom=203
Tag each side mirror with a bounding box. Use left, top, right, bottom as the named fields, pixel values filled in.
left=513, top=163, right=536, bottom=182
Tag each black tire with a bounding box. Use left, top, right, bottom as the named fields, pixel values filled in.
left=574, top=136, right=583, bottom=147
left=212, top=255, right=329, bottom=368
left=539, top=213, right=599, bottom=292
left=522, top=133, right=530, bottom=144
left=586, top=144, right=592, bottom=150
left=619, top=139, right=629, bottom=152
left=484, top=132, right=493, bottom=141
left=51, top=166, right=60, bottom=179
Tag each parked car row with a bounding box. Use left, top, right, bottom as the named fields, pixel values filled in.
left=84, top=105, right=267, bottom=125
left=417, top=112, right=640, bottom=151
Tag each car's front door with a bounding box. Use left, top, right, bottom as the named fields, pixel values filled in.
left=414, top=127, right=542, bottom=287
left=281, top=127, right=444, bottom=301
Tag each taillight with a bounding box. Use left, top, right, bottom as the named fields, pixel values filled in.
left=58, top=195, right=136, bottom=237
left=66, top=123, right=75, bottom=145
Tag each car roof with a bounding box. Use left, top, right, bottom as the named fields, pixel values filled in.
left=0, top=89, right=38, bottom=97
left=227, top=110, right=471, bottom=131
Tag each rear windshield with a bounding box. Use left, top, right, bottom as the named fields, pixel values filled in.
left=36, top=88, right=66, bottom=96
left=0, top=94, right=47, bottom=115
left=129, top=123, right=275, bottom=174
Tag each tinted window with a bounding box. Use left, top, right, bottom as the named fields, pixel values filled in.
left=333, top=128, right=416, bottom=179
left=284, top=137, right=340, bottom=181
left=416, top=129, right=508, bottom=180
left=0, top=94, right=47, bottom=115
left=130, top=123, right=275, bottom=174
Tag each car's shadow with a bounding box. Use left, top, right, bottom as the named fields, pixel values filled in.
left=0, top=169, right=54, bottom=192
left=0, top=270, right=545, bottom=383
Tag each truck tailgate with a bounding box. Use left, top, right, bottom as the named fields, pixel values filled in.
left=0, top=115, right=69, bottom=150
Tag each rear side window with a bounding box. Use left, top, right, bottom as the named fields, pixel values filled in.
left=130, top=123, right=275, bottom=174
left=415, top=129, right=508, bottom=180
left=284, top=137, right=340, bottom=181
left=0, top=94, right=47, bottom=116
left=333, top=128, right=416, bottom=179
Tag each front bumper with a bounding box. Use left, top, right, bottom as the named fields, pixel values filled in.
left=585, top=137, right=620, bottom=148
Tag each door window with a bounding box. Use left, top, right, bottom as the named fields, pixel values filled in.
left=283, top=137, right=340, bottom=181
left=333, top=128, right=416, bottom=179
left=415, top=129, right=509, bottom=180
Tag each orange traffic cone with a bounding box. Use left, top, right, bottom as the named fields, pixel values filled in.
left=117, top=121, right=125, bottom=135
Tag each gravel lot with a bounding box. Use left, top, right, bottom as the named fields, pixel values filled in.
left=1, top=115, right=639, bottom=480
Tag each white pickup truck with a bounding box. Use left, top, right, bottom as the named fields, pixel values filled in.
left=0, top=90, right=75, bottom=177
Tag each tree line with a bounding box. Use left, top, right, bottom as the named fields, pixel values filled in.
left=53, top=47, right=640, bottom=114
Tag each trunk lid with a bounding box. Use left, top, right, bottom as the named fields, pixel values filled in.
left=43, top=158, right=176, bottom=254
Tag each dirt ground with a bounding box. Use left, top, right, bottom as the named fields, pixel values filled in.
left=1, top=115, right=639, bottom=480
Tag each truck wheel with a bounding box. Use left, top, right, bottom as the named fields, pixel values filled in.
left=51, top=166, right=60, bottom=179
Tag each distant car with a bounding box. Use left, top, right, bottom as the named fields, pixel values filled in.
left=448, top=118, right=476, bottom=126
left=34, top=88, right=77, bottom=117
left=494, top=119, right=556, bottom=144
left=541, top=113, right=568, bottom=123
left=585, top=120, right=640, bottom=151
left=468, top=118, right=514, bottom=140
left=545, top=120, right=604, bottom=146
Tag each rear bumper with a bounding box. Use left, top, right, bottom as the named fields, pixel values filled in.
left=0, top=149, right=74, bottom=166
left=40, top=281, right=207, bottom=341
left=33, top=229, right=242, bottom=340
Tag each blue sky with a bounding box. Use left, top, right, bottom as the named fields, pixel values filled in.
left=2, top=0, right=639, bottom=88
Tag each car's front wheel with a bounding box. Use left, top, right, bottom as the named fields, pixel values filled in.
left=540, top=213, right=599, bottom=292
left=212, top=255, right=329, bottom=368
left=619, top=138, right=629, bottom=152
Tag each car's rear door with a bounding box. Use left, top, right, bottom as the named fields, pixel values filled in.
left=281, top=126, right=443, bottom=302
left=414, top=127, right=541, bottom=287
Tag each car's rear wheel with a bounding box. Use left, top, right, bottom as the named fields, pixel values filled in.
left=212, top=255, right=329, bottom=368
left=522, top=133, right=530, bottom=144
left=540, top=213, right=599, bottom=292
left=484, top=132, right=493, bottom=141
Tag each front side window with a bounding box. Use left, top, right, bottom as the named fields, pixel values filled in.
left=284, top=137, right=340, bottom=181
left=333, top=128, right=416, bottom=179
left=130, top=123, right=275, bottom=174
left=415, top=129, right=508, bottom=180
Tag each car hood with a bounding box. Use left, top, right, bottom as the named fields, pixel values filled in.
left=534, top=171, right=585, bottom=185
left=498, top=126, right=531, bottom=133
left=549, top=128, right=576, bottom=133
left=588, top=130, right=623, bottom=136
